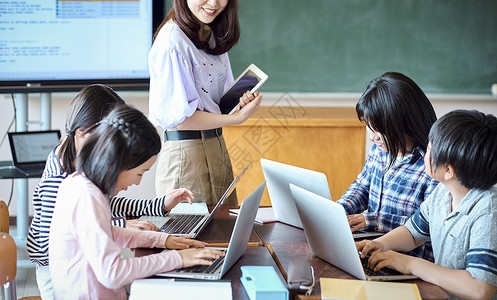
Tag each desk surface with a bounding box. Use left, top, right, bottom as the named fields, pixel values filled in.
left=137, top=206, right=448, bottom=300
left=0, top=160, right=43, bottom=179
left=255, top=221, right=449, bottom=300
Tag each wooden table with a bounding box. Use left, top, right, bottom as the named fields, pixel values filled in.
left=254, top=221, right=449, bottom=300
left=224, top=106, right=366, bottom=206
left=135, top=205, right=276, bottom=299
left=136, top=206, right=448, bottom=299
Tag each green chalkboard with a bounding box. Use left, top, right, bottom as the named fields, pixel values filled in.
left=228, top=0, right=497, bottom=94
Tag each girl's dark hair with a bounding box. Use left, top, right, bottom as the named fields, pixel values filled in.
left=428, top=110, right=497, bottom=190
left=76, top=104, right=161, bottom=196
left=154, top=0, right=240, bottom=55
left=356, top=72, right=437, bottom=169
left=58, top=84, right=125, bottom=174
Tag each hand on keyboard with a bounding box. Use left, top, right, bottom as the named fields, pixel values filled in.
left=356, top=239, right=384, bottom=259
left=165, top=235, right=207, bottom=250
left=125, top=219, right=159, bottom=231
left=178, top=248, right=226, bottom=268
left=347, top=214, right=366, bottom=232
left=360, top=250, right=412, bottom=276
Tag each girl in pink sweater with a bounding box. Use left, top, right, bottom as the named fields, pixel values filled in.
left=49, top=104, right=224, bottom=299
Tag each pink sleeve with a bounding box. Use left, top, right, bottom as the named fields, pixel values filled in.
left=74, top=184, right=183, bottom=289
left=111, top=226, right=170, bottom=249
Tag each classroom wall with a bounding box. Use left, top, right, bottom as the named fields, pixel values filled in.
left=2, top=0, right=496, bottom=217
left=1, top=92, right=495, bottom=217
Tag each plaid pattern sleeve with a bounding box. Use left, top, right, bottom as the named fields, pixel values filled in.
left=337, top=147, right=375, bottom=214
left=338, top=144, right=438, bottom=259
left=373, top=147, right=438, bottom=233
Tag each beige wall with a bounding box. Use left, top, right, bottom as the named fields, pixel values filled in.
left=1, top=92, right=496, bottom=216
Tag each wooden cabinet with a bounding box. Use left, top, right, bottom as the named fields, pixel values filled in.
left=224, top=106, right=366, bottom=206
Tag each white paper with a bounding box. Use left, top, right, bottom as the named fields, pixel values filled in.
left=170, top=202, right=209, bottom=214
left=130, top=278, right=232, bottom=300
left=229, top=207, right=276, bottom=224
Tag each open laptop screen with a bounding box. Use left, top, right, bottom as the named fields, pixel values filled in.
left=8, top=130, right=61, bottom=165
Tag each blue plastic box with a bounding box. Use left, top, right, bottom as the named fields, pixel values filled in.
left=240, top=266, right=289, bottom=300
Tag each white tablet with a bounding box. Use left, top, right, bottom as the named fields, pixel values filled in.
left=219, top=63, right=268, bottom=114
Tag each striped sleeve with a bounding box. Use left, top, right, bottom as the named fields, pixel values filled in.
left=405, top=205, right=431, bottom=242
left=466, top=212, right=497, bottom=287
left=109, top=196, right=166, bottom=218
left=112, top=218, right=126, bottom=228
left=27, top=153, right=67, bottom=266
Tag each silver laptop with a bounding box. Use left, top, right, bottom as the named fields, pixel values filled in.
left=7, top=130, right=61, bottom=176
left=260, top=158, right=331, bottom=228
left=157, top=182, right=265, bottom=280
left=289, top=184, right=418, bottom=281
left=260, top=158, right=383, bottom=238
left=140, top=162, right=250, bottom=238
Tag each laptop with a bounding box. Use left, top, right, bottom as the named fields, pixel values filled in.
left=260, top=158, right=331, bottom=229
left=289, top=184, right=418, bottom=281
left=7, top=130, right=61, bottom=176
left=260, top=158, right=383, bottom=238
left=139, top=162, right=251, bottom=238
left=156, top=182, right=265, bottom=280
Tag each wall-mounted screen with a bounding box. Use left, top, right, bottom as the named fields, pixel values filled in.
left=0, top=0, right=165, bottom=93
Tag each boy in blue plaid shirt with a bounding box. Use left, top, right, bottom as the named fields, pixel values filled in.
left=358, top=110, right=497, bottom=299
left=337, top=72, right=439, bottom=259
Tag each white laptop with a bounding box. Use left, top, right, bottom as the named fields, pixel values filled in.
left=260, top=158, right=331, bottom=229
left=289, top=184, right=418, bottom=281
left=156, top=182, right=265, bottom=280
left=260, top=158, right=383, bottom=238
left=139, top=162, right=250, bottom=238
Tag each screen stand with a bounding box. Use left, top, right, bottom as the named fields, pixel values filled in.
left=12, top=93, right=52, bottom=258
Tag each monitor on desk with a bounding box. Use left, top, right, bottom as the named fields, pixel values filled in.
left=7, top=130, right=61, bottom=176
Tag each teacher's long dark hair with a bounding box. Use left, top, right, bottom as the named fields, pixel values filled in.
left=154, top=0, right=240, bottom=55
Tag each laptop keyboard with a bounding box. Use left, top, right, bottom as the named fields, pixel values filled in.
left=181, top=250, right=227, bottom=274
left=159, top=214, right=205, bottom=234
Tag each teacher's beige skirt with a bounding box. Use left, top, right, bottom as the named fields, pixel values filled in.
left=155, top=134, right=237, bottom=206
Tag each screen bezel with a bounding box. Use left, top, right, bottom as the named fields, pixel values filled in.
left=8, top=130, right=62, bottom=165
left=0, top=0, right=165, bottom=93
left=219, top=63, right=268, bottom=114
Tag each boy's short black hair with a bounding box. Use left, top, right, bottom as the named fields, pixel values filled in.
left=428, top=109, right=497, bottom=190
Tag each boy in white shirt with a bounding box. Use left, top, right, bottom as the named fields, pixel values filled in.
left=357, top=109, right=497, bottom=300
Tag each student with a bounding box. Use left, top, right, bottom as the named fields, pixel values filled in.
left=27, top=84, right=194, bottom=299
left=148, top=0, right=263, bottom=205
left=337, top=72, right=439, bottom=259
left=49, top=104, right=224, bottom=299
left=357, top=110, right=497, bottom=299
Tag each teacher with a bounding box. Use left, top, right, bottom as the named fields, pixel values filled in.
left=148, top=0, right=262, bottom=205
